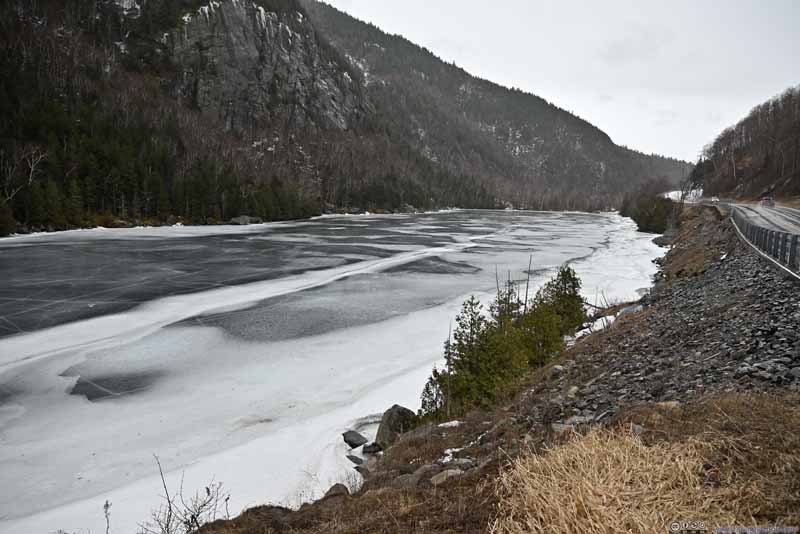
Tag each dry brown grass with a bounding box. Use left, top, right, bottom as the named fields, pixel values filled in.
left=492, top=428, right=750, bottom=533
left=492, top=394, right=800, bottom=534
left=659, top=206, right=732, bottom=280
left=200, top=480, right=496, bottom=534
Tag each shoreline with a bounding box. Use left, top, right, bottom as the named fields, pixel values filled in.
left=0, top=206, right=634, bottom=242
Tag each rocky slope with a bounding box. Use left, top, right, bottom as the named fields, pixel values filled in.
left=198, top=205, right=800, bottom=533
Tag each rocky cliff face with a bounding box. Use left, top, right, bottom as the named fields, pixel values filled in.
left=166, top=0, right=366, bottom=134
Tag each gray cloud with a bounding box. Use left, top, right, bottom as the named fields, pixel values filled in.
left=598, top=24, right=674, bottom=66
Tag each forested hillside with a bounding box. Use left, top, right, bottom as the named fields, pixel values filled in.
left=0, top=0, right=690, bottom=235
left=688, top=85, right=800, bottom=198
left=301, top=0, right=691, bottom=210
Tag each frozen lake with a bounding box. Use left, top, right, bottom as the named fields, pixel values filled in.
left=0, top=210, right=663, bottom=534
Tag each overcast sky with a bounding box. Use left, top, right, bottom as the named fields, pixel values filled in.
left=325, top=0, right=799, bottom=162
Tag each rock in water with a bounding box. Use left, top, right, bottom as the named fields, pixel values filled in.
left=346, top=454, right=364, bottom=465
left=376, top=405, right=418, bottom=449
left=362, top=442, right=383, bottom=454
left=342, top=430, right=368, bottom=448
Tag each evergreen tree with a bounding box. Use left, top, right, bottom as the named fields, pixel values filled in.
left=66, top=179, right=84, bottom=227
left=535, top=265, right=586, bottom=335
left=28, top=181, right=47, bottom=227
left=419, top=266, right=587, bottom=421
left=158, top=179, right=171, bottom=220
left=44, top=180, right=67, bottom=229
left=0, top=201, right=16, bottom=236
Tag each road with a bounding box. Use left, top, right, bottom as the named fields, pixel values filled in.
left=733, top=203, right=800, bottom=234
left=725, top=200, right=800, bottom=277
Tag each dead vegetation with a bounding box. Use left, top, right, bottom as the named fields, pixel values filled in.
left=659, top=206, right=735, bottom=280
left=493, top=394, right=800, bottom=534
left=199, top=481, right=497, bottom=534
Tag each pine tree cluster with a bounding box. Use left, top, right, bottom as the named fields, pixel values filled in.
left=419, top=265, right=586, bottom=420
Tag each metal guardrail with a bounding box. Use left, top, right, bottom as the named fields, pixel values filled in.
left=729, top=206, right=800, bottom=275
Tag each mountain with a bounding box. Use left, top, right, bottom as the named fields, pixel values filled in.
left=301, top=0, right=691, bottom=208
left=688, top=85, right=800, bottom=198
left=0, top=0, right=691, bottom=235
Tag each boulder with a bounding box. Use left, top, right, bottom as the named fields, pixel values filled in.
left=342, top=430, right=368, bottom=448
left=376, top=405, right=418, bottom=449
left=346, top=454, right=364, bottom=465
left=362, top=442, right=383, bottom=454
left=396, top=422, right=437, bottom=444
left=430, top=469, right=462, bottom=486
left=324, top=483, right=350, bottom=498
left=412, top=464, right=441, bottom=479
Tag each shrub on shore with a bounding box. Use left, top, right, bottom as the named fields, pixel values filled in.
left=419, top=266, right=586, bottom=420
left=620, top=194, right=676, bottom=233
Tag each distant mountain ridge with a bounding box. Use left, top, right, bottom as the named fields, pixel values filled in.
left=0, top=0, right=691, bottom=234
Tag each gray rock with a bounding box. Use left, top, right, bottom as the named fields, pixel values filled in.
left=413, top=464, right=442, bottom=479
left=342, top=430, right=368, bottom=448
left=445, top=457, right=475, bottom=470
left=346, top=454, right=363, bottom=465
left=391, top=473, right=420, bottom=490
left=564, top=415, right=593, bottom=426
left=324, top=483, right=349, bottom=498
left=396, top=422, right=438, bottom=444
left=376, top=405, right=418, bottom=449
left=430, top=469, right=462, bottom=486
left=362, top=442, right=382, bottom=454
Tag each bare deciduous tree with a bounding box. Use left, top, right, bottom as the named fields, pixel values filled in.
left=138, top=455, right=231, bottom=534
left=1, top=145, right=48, bottom=204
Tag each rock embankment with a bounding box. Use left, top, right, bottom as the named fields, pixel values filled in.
left=523, top=207, right=800, bottom=435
